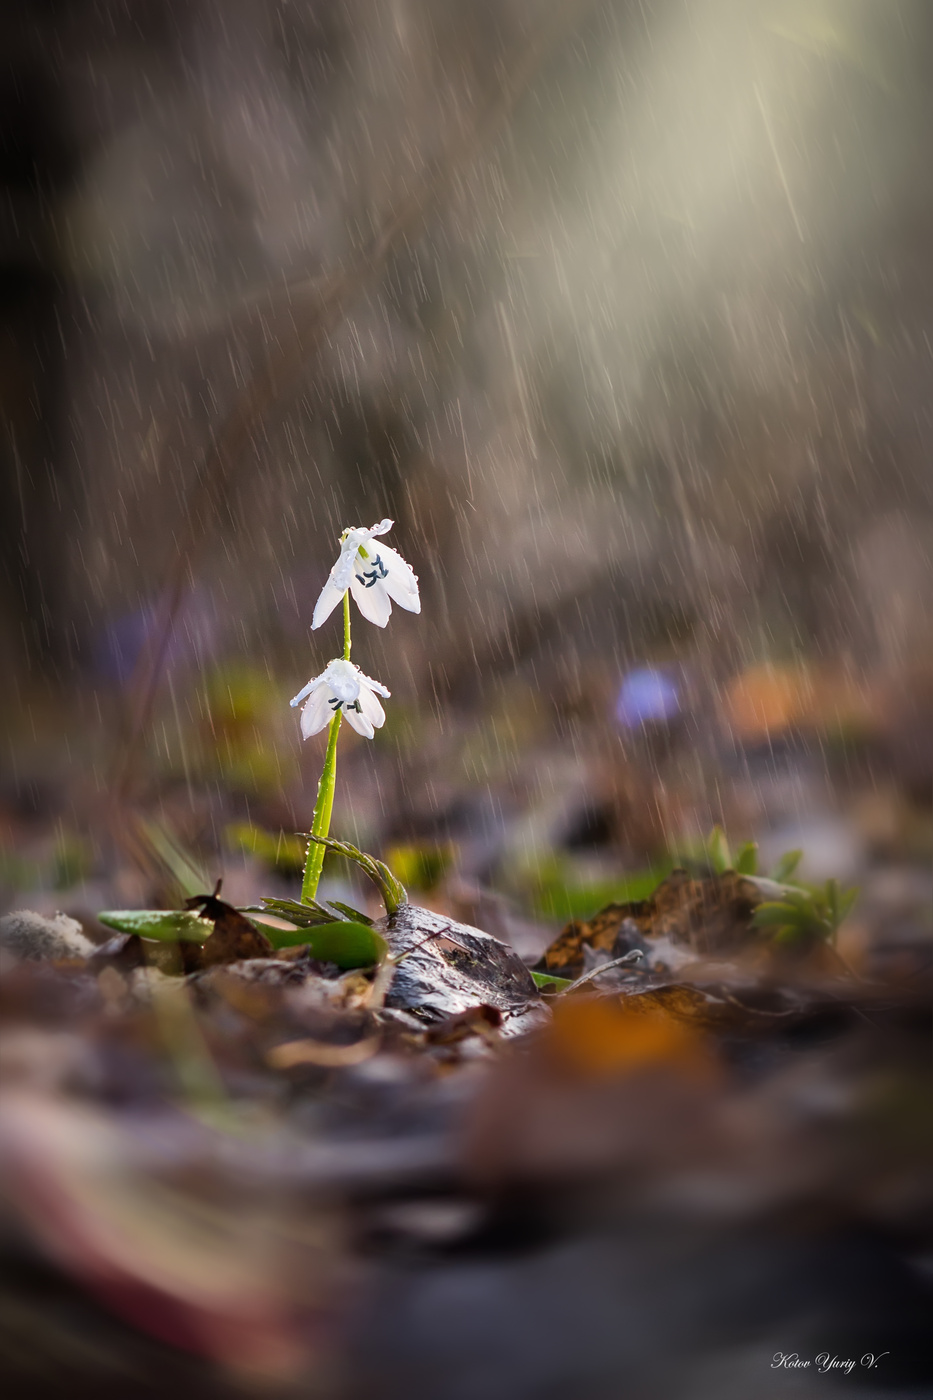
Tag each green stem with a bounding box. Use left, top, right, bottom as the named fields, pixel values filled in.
left=301, top=712, right=341, bottom=902
left=301, top=590, right=352, bottom=904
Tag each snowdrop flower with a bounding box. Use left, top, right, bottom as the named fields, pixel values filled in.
left=312, top=518, right=420, bottom=629
left=290, top=659, right=390, bottom=740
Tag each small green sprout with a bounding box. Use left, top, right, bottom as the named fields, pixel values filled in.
left=683, top=825, right=758, bottom=876
left=733, top=840, right=760, bottom=875
left=751, top=877, right=859, bottom=948
left=700, top=826, right=857, bottom=948
left=770, top=847, right=804, bottom=883
left=701, top=826, right=811, bottom=883
left=706, top=824, right=733, bottom=874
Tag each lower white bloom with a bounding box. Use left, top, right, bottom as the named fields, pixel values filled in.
left=312, top=518, right=421, bottom=629
left=290, top=659, right=390, bottom=740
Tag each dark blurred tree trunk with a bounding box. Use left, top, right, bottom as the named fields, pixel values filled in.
left=0, top=21, right=77, bottom=675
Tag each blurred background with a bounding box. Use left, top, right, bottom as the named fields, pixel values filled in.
left=2, top=0, right=931, bottom=957
left=2, top=6, right=933, bottom=1398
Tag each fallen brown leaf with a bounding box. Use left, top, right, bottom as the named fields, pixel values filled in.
left=186, top=881, right=274, bottom=967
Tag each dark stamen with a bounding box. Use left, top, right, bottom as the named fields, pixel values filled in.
left=356, top=554, right=389, bottom=588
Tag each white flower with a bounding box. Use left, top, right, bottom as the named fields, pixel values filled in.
left=290, top=659, right=390, bottom=740
left=312, top=518, right=420, bottom=629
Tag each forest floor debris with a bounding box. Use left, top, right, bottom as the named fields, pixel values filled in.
left=0, top=865, right=931, bottom=1399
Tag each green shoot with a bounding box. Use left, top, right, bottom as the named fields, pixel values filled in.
left=734, top=841, right=759, bottom=875
left=751, top=877, right=859, bottom=947
left=771, top=847, right=804, bottom=883
left=707, top=825, right=732, bottom=874
left=300, top=591, right=352, bottom=904
left=305, top=835, right=408, bottom=917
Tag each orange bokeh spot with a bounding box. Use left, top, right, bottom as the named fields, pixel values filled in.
left=543, top=994, right=715, bottom=1081
left=723, top=664, right=813, bottom=741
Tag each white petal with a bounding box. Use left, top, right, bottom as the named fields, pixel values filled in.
left=357, top=684, right=386, bottom=729
left=343, top=703, right=375, bottom=739
left=311, top=577, right=346, bottom=630
left=312, top=531, right=371, bottom=628
left=300, top=686, right=335, bottom=738
left=368, top=519, right=393, bottom=537
left=323, top=658, right=361, bottom=703
left=349, top=574, right=392, bottom=626
left=357, top=670, right=390, bottom=699
left=377, top=543, right=418, bottom=590
left=379, top=546, right=421, bottom=614
left=290, top=671, right=326, bottom=707
left=333, top=541, right=364, bottom=589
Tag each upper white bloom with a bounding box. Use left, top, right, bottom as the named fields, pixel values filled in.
left=290, top=658, right=390, bottom=740
left=312, top=518, right=420, bottom=629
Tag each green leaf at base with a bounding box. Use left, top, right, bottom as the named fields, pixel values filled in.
left=531, top=970, right=574, bottom=991
left=245, top=896, right=370, bottom=928
left=264, top=920, right=386, bottom=968
left=751, top=902, right=801, bottom=928
left=326, top=901, right=375, bottom=926
left=305, top=836, right=408, bottom=915
left=98, top=908, right=385, bottom=969
left=98, top=910, right=211, bottom=942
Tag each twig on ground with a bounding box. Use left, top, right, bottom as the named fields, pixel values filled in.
left=560, top=950, right=644, bottom=995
